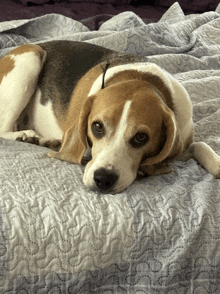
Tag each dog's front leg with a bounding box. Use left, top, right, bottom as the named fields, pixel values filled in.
left=179, top=142, right=220, bottom=178
left=188, top=142, right=220, bottom=178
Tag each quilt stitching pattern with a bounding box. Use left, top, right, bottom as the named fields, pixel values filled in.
left=1, top=3, right=220, bottom=292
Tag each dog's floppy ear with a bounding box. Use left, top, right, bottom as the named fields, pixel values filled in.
left=47, top=96, right=94, bottom=164
left=141, top=106, right=183, bottom=168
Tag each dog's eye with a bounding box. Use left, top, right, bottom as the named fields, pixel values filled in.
left=92, top=121, right=104, bottom=138
left=130, top=132, right=149, bottom=148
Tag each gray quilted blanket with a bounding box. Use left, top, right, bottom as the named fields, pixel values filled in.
left=1, top=2, right=220, bottom=293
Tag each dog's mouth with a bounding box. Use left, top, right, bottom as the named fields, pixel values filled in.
left=81, top=155, right=92, bottom=166
left=82, top=142, right=139, bottom=193
left=81, top=145, right=92, bottom=165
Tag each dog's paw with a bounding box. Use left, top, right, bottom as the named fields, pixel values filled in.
left=16, top=133, right=40, bottom=145
left=188, top=142, right=220, bottom=179
left=210, top=159, right=220, bottom=179
left=14, top=131, right=61, bottom=151
left=43, top=139, right=61, bottom=152
left=15, top=130, right=40, bottom=145
left=215, top=170, right=220, bottom=179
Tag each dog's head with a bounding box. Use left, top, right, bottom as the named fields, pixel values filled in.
left=48, top=70, right=183, bottom=193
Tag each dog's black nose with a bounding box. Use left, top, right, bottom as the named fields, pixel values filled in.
left=94, top=168, right=119, bottom=192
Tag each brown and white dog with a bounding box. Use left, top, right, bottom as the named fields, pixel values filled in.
left=0, top=41, right=220, bottom=193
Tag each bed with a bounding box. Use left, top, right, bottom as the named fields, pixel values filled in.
left=1, top=0, right=220, bottom=292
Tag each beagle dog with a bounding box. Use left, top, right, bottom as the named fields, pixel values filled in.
left=0, top=41, right=220, bottom=193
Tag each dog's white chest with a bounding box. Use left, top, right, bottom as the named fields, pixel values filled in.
left=31, top=89, right=63, bottom=140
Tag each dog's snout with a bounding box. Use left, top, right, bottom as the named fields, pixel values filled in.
left=94, top=168, right=119, bottom=192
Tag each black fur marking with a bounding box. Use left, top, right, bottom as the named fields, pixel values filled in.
left=38, top=41, right=115, bottom=115
left=101, top=61, right=110, bottom=89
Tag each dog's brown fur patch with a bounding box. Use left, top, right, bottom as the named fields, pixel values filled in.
left=0, top=55, right=15, bottom=84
